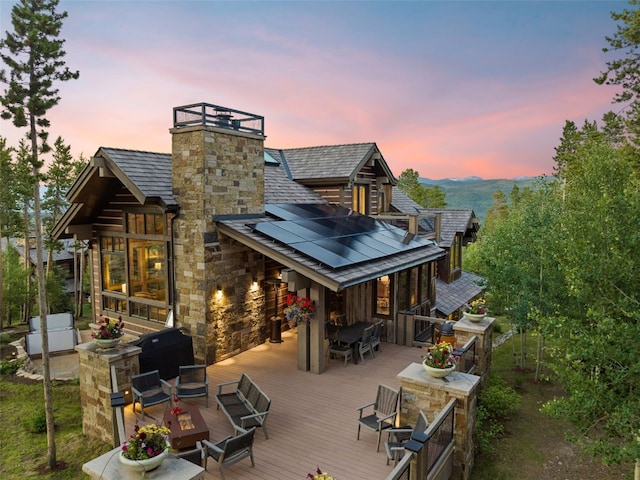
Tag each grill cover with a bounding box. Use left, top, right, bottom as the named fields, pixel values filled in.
left=131, top=328, right=194, bottom=380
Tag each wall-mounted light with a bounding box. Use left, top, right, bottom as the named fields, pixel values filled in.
left=217, top=285, right=223, bottom=298
left=252, top=277, right=258, bottom=289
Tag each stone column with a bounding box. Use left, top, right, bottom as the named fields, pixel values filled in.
left=398, top=363, right=480, bottom=480
left=76, top=342, right=141, bottom=446
left=453, top=316, right=495, bottom=385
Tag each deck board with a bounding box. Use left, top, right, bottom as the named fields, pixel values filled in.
left=123, top=329, right=422, bottom=480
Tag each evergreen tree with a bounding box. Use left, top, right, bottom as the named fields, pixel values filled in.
left=0, top=0, right=79, bottom=469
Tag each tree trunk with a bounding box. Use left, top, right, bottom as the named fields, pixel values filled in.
left=22, top=203, right=31, bottom=325
left=30, top=131, right=56, bottom=468
left=519, top=326, right=527, bottom=369
left=535, top=333, right=544, bottom=381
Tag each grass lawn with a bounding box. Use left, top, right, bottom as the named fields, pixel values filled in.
left=0, top=376, right=112, bottom=479
left=472, top=324, right=634, bottom=480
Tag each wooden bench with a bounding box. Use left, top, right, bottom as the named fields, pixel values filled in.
left=215, top=373, right=271, bottom=439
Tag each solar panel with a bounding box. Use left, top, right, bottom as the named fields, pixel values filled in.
left=253, top=204, right=434, bottom=269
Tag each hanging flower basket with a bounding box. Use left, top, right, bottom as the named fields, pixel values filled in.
left=284, top=294, right=315, bottom=327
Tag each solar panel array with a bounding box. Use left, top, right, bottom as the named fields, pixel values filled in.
left=253, top=204, right=433, bottom=268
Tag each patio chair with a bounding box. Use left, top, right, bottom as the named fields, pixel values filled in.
left=175, top=440, right=206, bottom=467
left=328, top=339, right=353, bottom=366
left=131, top=369, right=172, bottom=420
left=370, top=319, right=383, bottom=356
left=384, top=410, right=429, bottom=465
left=356, top=384, right=400, bottom=452
left=175, top=364, right=209, bottom=407
left=357, top=324, right=375, bottom=363
left=203, top=427, right=256, bottom=480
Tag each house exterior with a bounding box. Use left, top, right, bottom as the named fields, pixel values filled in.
left=53, top=102, right=450, bottom=373
left=389, top=189, right=484, bottom=320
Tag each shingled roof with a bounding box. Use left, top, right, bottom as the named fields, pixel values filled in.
left=265, top=143, right=395, bottom=184
left=425, top=208, right=479, bottom=248
left=435, top=270, right=485, bottom=316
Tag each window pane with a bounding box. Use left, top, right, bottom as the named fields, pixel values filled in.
left=128, top=239, right=166, bottom=301
left=420, top=264, right=429, bottom=301
left=101, top=236, right=125, bottom=292
left=376, top=275, right=390, bottom=316
left=397, top=270, right=409, bottom=310
left=410, top=267, right=419, bottom=306
left=127, top=213, right=136, bottom=233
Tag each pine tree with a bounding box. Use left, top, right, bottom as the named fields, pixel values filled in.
left=0, top=0, right=79, bottom=470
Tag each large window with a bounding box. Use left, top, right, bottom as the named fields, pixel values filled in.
left=100, top=212, right=171, bottom=324
left=396, top=263, right=433, bottom=312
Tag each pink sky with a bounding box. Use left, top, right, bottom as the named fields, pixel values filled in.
left=0, top=1, right=625, bottom=180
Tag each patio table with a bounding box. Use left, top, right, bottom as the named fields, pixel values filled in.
left=328, top=321, right=372, bottom=364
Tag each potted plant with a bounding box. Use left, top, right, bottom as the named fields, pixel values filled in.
left=120, top=423, right=171, bottom=472
left=463, top=297, right=487, bottom=322
left=283, top=294, right=315, bottom=327
left=91, top=314, right=124, bottom=348
left=421, top=341, right=458, bottom=378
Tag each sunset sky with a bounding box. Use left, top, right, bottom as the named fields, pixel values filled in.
left=0, top=0, right=628, bottom=179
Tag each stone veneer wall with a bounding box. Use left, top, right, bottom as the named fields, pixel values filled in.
left=398, top=364, right=480, bottom=480
left=453, top=316, right=495, bottom=386
left=76, top=342, right=141, bottom=446
left=171, top=125, right=266, bottom=365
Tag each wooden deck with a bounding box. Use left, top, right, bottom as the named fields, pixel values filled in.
left=123, top=329, right=423, bottom=480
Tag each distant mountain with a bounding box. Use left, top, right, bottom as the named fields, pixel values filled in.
left=419, top=177, right=542, bottom=224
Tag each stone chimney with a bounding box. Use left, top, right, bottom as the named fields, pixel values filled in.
left=170, top=103, right=266, bottom=363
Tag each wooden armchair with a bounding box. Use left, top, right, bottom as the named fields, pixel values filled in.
left=131, top=369, right=172, bottom=420
left=356, top=384, right=399, bottom=452
left=176, top=364, right=209, bottom=407
left=203, top=427, right=256, bottom=479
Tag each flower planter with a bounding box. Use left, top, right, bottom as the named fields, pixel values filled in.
left=119, top=446, right=169, bottom=472
left=422, top=362, right=455, bottom=378
left=463, top=312, right=486, bottom=323
left=94, top=337, right=121, bottom=349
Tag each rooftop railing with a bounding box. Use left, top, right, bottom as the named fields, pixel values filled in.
left=173, top=102, right=264, bottom=136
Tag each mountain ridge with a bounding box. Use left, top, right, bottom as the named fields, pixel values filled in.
left=418, top=176, right=544, bottom=222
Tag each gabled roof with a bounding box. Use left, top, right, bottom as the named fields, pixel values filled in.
left=265, top=143, right=396, bottom=184
left=435, top=271, right=485, bottom=316
left=54, top=148, right=177, bottom=239
left=425, top=208, right=479, bottom=248
left=100, top=148, right=176, bottom=207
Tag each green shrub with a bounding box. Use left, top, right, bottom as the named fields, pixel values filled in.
left=28, top=408, right=47, bottom=433
left=0, top=358, right=23, bottom=375
left=475, top=374, right=521, bottom=454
